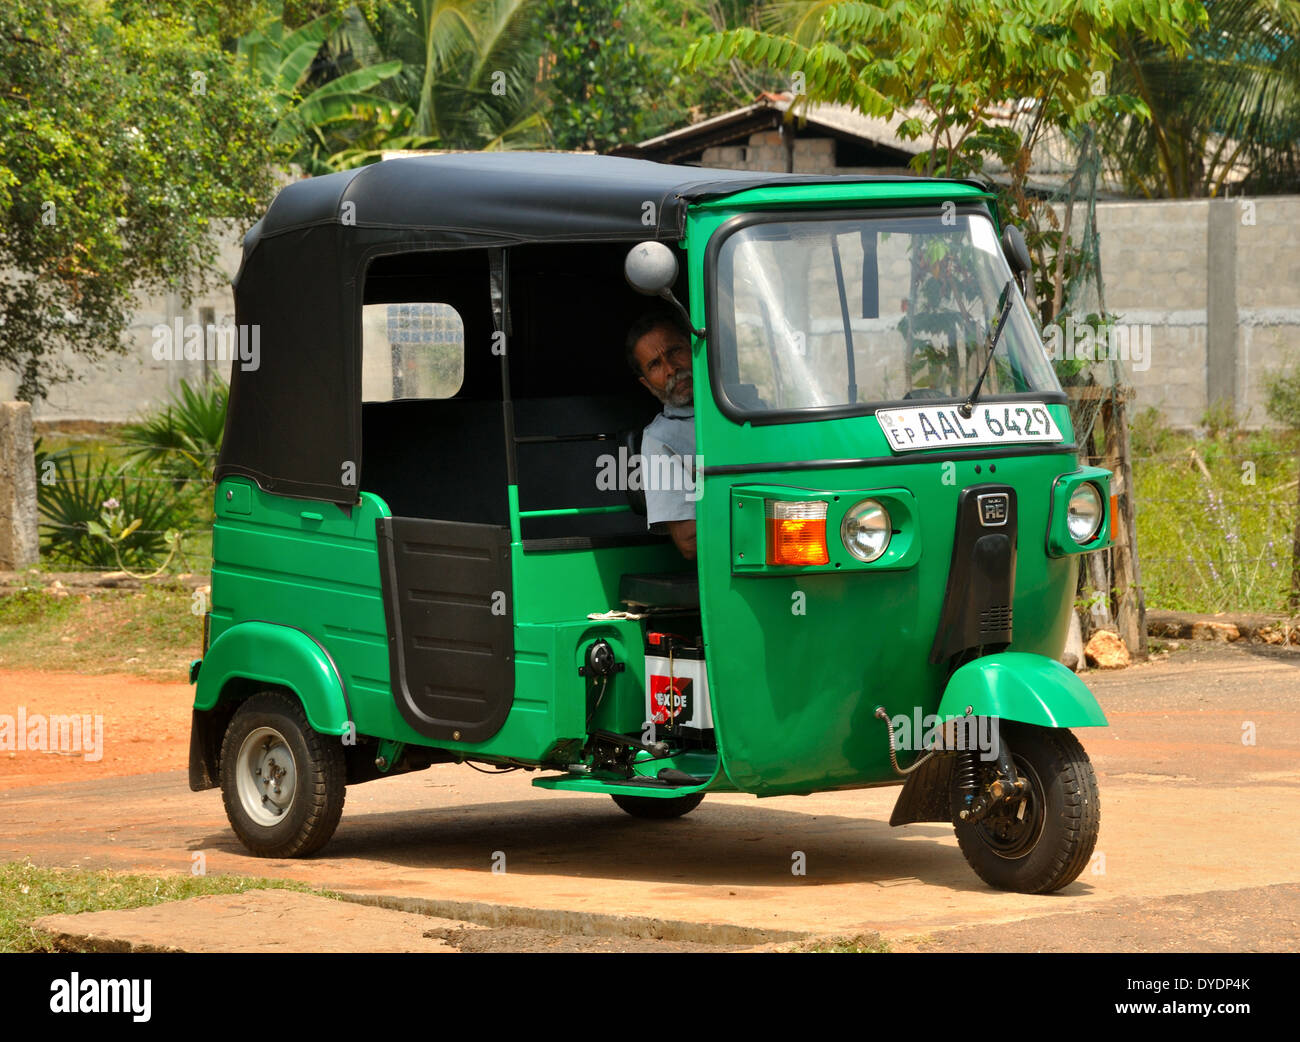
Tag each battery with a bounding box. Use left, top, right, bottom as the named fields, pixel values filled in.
left=644, top=633, right=714, bottom=739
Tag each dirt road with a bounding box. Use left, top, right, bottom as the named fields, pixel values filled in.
left=2, top=642, right=1298, bottom=951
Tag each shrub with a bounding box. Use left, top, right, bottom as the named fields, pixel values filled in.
left=119, top=377, right=227, bottom=488
left=37, top=452, right=189, bottom=569
left=1264, top=360, right=1300, bottom=430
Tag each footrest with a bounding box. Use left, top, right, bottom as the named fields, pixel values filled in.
left=623, top=769, right=711, bottom=788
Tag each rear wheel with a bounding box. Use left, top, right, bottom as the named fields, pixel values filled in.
left=952, top=722, right=1099, bottom=894
left=611, top=792, right=705, bottom=819
left=219, top=691, right=346, bottom=858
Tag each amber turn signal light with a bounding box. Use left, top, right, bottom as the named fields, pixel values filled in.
left=765, top=500, right=829, bottom=566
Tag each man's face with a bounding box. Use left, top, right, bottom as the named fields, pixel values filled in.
left=634, top=324, right=692, bottom=408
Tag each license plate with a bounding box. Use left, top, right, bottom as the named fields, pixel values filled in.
left=876, top=402, right=1062, bottom=452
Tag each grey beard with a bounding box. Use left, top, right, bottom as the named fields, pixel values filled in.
left=656, top=373, right=693, bottom=407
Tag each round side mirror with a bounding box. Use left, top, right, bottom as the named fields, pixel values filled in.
left=624, top=241, right=679, bottom=297
left=1001, top=224, right=1032, bottom=279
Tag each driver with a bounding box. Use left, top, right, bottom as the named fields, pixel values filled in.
left=627, top=308, right=696, bottom=560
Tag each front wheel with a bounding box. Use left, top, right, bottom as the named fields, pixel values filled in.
left=611, top=792, right=705, bottom=819
left=952, top=722, right=1099, bottom=894
left=219, top=691, right=346, bottom=857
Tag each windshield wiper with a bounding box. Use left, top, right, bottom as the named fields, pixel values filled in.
left=958, top=280, right=1015, bottom=419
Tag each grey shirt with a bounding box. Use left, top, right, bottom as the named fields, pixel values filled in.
left=641, top=403, right=696, bottom=530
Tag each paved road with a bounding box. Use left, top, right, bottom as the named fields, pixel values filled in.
left=3, top=642, right=1298, bottom=951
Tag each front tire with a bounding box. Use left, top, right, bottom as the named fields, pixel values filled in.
left=611, top=792, right=705, bottom=819
left=219, top=691, right=346, bottom=858
left=952, top=722, right=1099, bottom=894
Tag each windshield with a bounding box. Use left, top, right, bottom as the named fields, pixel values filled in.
left=712, top=212, right=1060, bottom=416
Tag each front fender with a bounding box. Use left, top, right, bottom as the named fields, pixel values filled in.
left=193, top=621, right=351, bottom=737
left=936, top=652, right=1107, bottom=729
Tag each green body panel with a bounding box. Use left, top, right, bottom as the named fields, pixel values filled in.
left=1048, top=465, right=1113, bottom=556
left=205, top=475, right=688, bottom=765
left=203, top=478, right=393, bottom=736
left=730, top=484, right=922, bottom=574
left=688, top=181, right=994, bottom=213
left=682, top=199, right=1107, bottom=797
left=937, top=652, right=1108, bottom=728
left=194, top=619, right=350, bottom=736
left=498, top=537, right=685, bottom=762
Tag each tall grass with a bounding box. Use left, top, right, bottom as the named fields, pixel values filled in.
left=1130, top=409, right=1298, bottom=613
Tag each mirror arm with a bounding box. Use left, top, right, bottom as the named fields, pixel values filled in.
left=660, top=289, right=706, bottom=340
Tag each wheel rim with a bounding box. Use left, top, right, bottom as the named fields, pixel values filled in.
left=234, top=726, right=298, bottom=827
left=975, top=754, right=1046, bottom=860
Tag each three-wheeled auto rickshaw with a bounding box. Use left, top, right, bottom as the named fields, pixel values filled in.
left=189, top=152, right=1112, bottom=893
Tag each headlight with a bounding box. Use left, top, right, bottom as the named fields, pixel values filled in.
left=1067, top=483, right=1103, bottom=543
left=841, top=499, right=891, bottom=562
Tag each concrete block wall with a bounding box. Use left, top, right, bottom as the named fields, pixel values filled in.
left=1234, top=197, right=1300, bottom=428
left=702, top=131, right=837, bottom=174
left=0, top=221, right=246, bottom=422
left=1076, top=195, right=1300, bottom=428
left=1089, top=199, right=1211, bottom=428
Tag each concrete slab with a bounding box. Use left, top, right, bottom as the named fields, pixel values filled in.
left=32, top=890, right=465, bottom=953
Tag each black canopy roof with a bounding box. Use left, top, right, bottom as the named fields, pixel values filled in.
left=240, top=151, right=934, bottom=255
left=217, top=153, right=983, bottom=505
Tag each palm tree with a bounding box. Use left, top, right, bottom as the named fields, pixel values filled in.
left=353, top=0, right=548, bottom=153
left=1099, top=0, right=1300, bottom=196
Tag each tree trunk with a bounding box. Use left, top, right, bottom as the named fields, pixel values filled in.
left=1107, top=395, right=1147, bottom=659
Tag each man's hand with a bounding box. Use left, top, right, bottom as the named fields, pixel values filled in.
left=666, top=519, right=696, bottom=561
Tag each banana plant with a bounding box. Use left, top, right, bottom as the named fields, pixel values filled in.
left=238, top=2, right=405, bottom=171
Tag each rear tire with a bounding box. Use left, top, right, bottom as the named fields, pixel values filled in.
left=219, top=691, right=346, bottom=858
left=611, top=792, right=705, bottom=819
left=952, top=722, right=1099, bottom=894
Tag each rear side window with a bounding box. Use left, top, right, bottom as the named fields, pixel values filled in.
left=361, top=302, right=465, bottom=401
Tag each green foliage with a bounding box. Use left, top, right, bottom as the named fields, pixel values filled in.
left=0, top=0, right=283, bottom=401
left=1129, top=405, right=1179, bottom=457
left=36, top=452, right=190, bottom=569
left=680, top=0, right=1206, bottom=336
left=354, top=0, right=549, bottom=156
left=539, top=0, right=658, bottom=152
left=1099, top=0, right=1300, bottom=197
left=119, top=377, right=229, bottom=487
left=238, top=2, right=405, bottom=173
left=0, top=581, right=205, bottom=674
left=535, top=0, right=754, bottom=151
left=1133, top=425, right=1299, bottom=613
left=1265, top=357, right=1300, bottom=430
left=0, top=587, right=77, bottom=628
left=1200, top=398, right=1241, bottom=438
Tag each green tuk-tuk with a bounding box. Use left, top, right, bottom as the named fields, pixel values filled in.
left=189, top=152, right=1112, bottom=894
